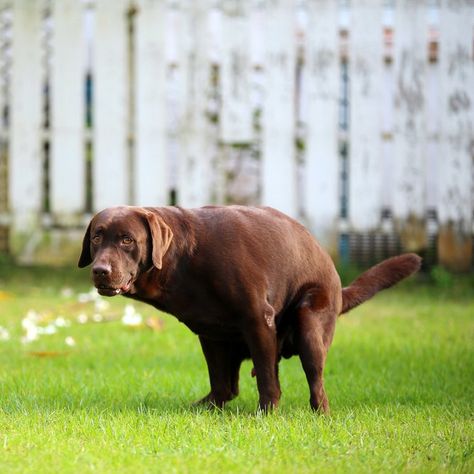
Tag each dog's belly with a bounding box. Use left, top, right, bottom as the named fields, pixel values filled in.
left=174, top=305, right=242, bottom=340
left=182, top=318, right=243, bottom=341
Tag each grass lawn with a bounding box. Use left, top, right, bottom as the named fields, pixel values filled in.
left=0, top=264, right=473, bottom=473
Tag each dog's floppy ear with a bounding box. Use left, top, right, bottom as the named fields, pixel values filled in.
left=145, top=211, right=173, bottom=269
left=78, top=221, right=92, bottom=268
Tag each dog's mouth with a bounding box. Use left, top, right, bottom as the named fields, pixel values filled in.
left=96, top=277, right=133, bottom=297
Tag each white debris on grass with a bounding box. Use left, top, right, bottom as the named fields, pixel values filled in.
left=55, top=316, right=71, bottom=328
left=22, top=310, right=40, bottom=328
left=92, top=313, right=103, bottom=323
left=0, top=327, right=10, bottom=341
left=65, top=336, right=76, bottom=347
left=21, top=310, right=41, bottom=343
left=61, top=287, right=74, bottom=298
left=21, top=309, right=73, bottom=344
left=122, top=304, right=143, bottom=327
left=94, top=298, right=110, bottom=312
left=77, top=313, right=88, bottom=324
left=38, top=324, right=57, bottom=335
left=78, top=288, right=100, bottom=304
left=21, top=325, right=39, bottom=344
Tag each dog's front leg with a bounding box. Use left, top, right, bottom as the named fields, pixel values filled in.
left=195, top=336, right=243, bottom=408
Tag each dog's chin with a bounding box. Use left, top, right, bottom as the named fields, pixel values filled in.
left=96, top=279, right=133, bottom=297
left=96, top=286, right=122, bottom=297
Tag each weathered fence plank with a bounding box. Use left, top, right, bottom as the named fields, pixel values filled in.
left=134, top=0, right=168, bottom=206
left=93, top=0, right=129, bottom=210
left=166, top=1, right=187, bottom=196
left=304, top=0, right=340, bottom=251
left=261, top=0, right=297, bottom=217
left=178, top=0, right=214, bottom=207
left=437, top=0, right=474, bottom=271
left=392, top=0, right=427, bottom=252
left=0, top=0, right=9, bottom=254
left=348, top=0, right=383, bottom=232
left=10, top=0, right=43, bottom=230
left=50, top=0, right=85, bottom=221
left=219, top=0, right=252, bottom=144
left=425, top=28, right=440, bottom=214
left=0, top=0, right=5, bottom=139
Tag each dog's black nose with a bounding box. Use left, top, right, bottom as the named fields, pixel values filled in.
left=92, top=264, right=112, bottom=277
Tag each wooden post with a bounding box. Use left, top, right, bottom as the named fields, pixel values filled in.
left=425, top=25, right=440, bottom=216
left=50, top=0, right=85, bottom=223
left=219, top=0, right=253, bottom=206
left=261, top=0, right=297, bottom=217
left=219, top=0, right=252, bottom=144
left=177, top=0, right=214, bottom=208
left=0, top=1, right=9, bottom=254
left=0, top=2, right=7, bottom=142
left=10, top=0, right=43, bottom=231
left=437, top=0, right=474, bottom=271
left=166, top=1, right=187, bottom=199
left=304, top=0, right=339, bottom=252
left=392, top=0, right=427, bottom=252
left=134, top=0, right=168, bottom=206
left=349, top=0, right=383, bottom=232
left=93, top=0, right=129, bottom=211
left=0, top=1, right=5, bottom=139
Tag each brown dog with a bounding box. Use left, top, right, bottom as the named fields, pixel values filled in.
left=78, top=205, right=421, bottom=412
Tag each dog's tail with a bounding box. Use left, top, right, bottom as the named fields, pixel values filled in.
left=340, top=253, right=421, bottom=315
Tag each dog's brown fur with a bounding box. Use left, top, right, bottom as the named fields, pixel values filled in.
left=79, top=205, right=421, bottom=412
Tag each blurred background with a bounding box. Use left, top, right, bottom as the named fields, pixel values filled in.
left=0, top=0, right=473, bottom=272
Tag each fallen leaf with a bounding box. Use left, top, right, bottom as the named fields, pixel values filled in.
left=0, top=291, right=12, bottom=301
left=28, top=351, right=70, bottom=358
left=145, top=317, right=165, bottom=332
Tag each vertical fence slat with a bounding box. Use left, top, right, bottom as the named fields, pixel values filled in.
left=134, top=0, right=167, bottom=206
left=437, top=0, right=474, bottom=271
left=392, top=0, right=427, bottom=251
left=51, top=0, right=85, bottom=220
left=220, top=0, right=252, bottom=144
left=178, top=0, right=213, bottom=207
left=10, top=0, right=43, bottom=230
left=261, top=0, right=296, bottom=217
left=381, top=16, right=395, bottom=212
left=166, top=3, right=186, bottom=197
left=0, top=0, right=8, bottom=143
left=93, top=0, right=129, bottom=210
left=425, top=30, right=440, bottom=213
left=0, top=0, right=5, bottom=138
left=304, top=0, right=339, bottom=251
left=0, top=1, right=9, bottom=255
left=349, top=1, right=383, bottom=231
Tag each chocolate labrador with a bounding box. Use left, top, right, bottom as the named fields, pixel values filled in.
left=78, top=205, right=421, bottom=412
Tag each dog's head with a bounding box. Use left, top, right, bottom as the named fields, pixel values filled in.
left=78, top=207, right=173, bottom=297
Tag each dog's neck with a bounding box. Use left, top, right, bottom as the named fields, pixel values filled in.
left=126, top=207, right=199, bottom=309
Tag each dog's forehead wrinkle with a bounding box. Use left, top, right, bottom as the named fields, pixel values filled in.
left=93, top=210, right=144, bottom=236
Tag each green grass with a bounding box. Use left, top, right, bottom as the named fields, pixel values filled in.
left=0, top=265, right=473, bottom=473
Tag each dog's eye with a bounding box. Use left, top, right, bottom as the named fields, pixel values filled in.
left=122, top=236, right=133, bottom=245
left=91, top=234, right=102, bottom=244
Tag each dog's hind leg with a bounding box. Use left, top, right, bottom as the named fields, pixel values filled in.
left=195, top=336, right=244, bottom=408
left=243, top=308, right=281, bottom=412
left=295, top=305, right=336, bottom=414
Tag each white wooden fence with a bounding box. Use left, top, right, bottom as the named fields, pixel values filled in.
left=0, top=0, right=473, bottom=270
